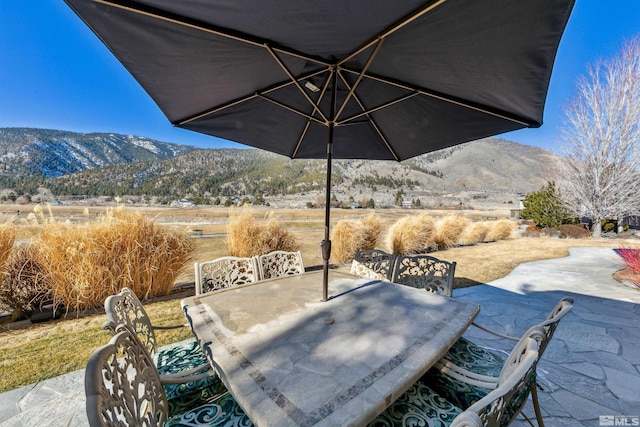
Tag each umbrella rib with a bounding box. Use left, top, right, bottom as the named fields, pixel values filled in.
left=265, top=45, right=329, bottom=124
left=338, top=0, right=447, bottom=66
left=291, top=121, right=312, bottom=159
left=91, top=0, right=331, bottom=68
left=177, top=69, right=329, bottom=125
left=335, top=92, right=419, bottom=125
left=257, top=95, right=326, bottom=126
left=334, top=39, right=384, bottom=123
left=342, top=68, right=532, bottom=126
left=337, top=72, right=399, bottom=161
left=177, top=94, right=259, bottom=125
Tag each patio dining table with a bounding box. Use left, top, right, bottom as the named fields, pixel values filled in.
left=181, top=270, right=479, bottom=426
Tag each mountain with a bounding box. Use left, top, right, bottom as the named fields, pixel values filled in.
left=0, top=128, right=552, bottom=207
left=0, top=128, right=196, bottom=178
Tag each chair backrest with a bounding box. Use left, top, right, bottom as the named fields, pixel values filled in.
left=391, top=254, right=456, bottom=297
left=194, top=256, right=259, bottom=295
left=85, top=325, right=169, bottom=427
left=451, top=332, right=541, bottom=427
left=537, top=297, right=573, bottom=357
left=257, top=250, right=305, bottom=280
left=350, top=249, right=396, bottom=281
left=103, top=287, right=158, bottom=355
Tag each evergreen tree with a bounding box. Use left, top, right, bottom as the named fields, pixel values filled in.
left=520, top=182, right=571, bottom=228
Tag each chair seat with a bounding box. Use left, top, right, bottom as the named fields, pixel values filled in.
left=425, top=336, right=513, bottom=412
left=421, top=366, right=493, bottom=411
left=442, top=337, right=507, bottom=377
left=155, top=340, right=226, bottom=404
left=165, top=392, right=254, bottom=427
left=367, top=382, right=462, bottom=426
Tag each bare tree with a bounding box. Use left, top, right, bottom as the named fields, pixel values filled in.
left=552, top=35, right=640, bottom=237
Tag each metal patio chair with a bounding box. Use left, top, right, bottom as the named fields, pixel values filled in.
left=350, top=248, right=397, bottom=281
left=391, top=254, right=456, bottom=297
left=85, top=325, right=253, bottom=427
left=368, top=330, right=541, bottom=427
left=194, top=256, right=259, bottom=295
left=256, top=250, right=305, bottom=280
left=428, top=297, right=574, bottom=426
left=102, top=288, right=225, bottom=409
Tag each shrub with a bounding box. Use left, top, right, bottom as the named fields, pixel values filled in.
left=387, top=214, right=436, bottom=255
left=520, top=182, right=571, bottom=228
left=226, top=208, right=299, bottom=258
left=485, top=219, right=513, bottom=242
left=540, top=227, right=561, bottom=238
left=458, top=221, right=488, bottom=245
left=331, top=220, right=366, bottom=264
left=558, top=224, right=590, bottom=239
left=0, top=245, right=51, bottom=321
left=522, top=224, right=541, bottom=238
left=434, top=214, right=470, bottom=249
left=360, top=213, right=383, bottom=250
left=36, top=206, right=195, bottom=311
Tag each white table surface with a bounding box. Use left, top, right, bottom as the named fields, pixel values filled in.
left=182, top=270, right=479, bottom=427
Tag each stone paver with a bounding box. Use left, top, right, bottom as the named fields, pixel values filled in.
left=1, top=246, right=639, bottom=426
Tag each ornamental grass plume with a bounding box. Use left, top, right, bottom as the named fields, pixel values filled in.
left=331, top=219, right=366, bottom=264
left=387, top=213, right=436, bottom=255
left=485, top=219, right=514, bottom=242
left=434, top=214, right=470, bottom=250
left=36, top=206, right=194, bottom=312
left=0, top=218, right=16, bottom=270
left=226, top=208, right=299, bottom=257
left=458, top=221, right=489, bottom=246
left=360, top=213, right=383, bottom=250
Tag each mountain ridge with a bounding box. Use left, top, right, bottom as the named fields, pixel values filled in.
left=0, top=128, right=551, bottom=207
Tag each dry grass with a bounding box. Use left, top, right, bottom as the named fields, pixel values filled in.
left=361, top=213, right=383, bottom=250
left=331, top=220, right=366, bottom=264
left=0, top=219, right=16, bottom=270
left=35, top=206, right=194, bottom=311
left=485, top=219, right=514, bottom=242
left=434, top=214, right=470, bottom=249
left=0, top=297, right=191, bottom=393
left=387, top=213, right=436, bottom=254
left=458, top=221, right=489, bottom=246
left=226, top=208, right=300, bottom=257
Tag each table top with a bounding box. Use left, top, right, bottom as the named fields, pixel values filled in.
left=182, top=270, right=479, bottom=427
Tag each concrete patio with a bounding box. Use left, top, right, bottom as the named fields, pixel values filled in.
left=1, top=246, right=638, bottom=426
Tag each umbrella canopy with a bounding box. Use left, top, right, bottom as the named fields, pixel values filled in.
left=65, top=0, right=574, bottom=299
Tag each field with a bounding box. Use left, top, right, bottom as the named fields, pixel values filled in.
left=0, top=203, right=636, bottom=393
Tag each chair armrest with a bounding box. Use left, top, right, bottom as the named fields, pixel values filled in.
left=471, top=321, right=519, bottom=341
left=102, top=320, right=117, bottom=333
left=435, top=359, right=499, bottom=389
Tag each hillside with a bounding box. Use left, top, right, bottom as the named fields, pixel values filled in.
left=0, top=128, right=551, bottom=208
left=0, top=128, right=196, bottom=178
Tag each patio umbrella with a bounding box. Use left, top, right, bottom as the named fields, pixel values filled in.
left=65, top=0, right=574, bottom=300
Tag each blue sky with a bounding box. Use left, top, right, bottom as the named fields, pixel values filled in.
left=1, top=1, right=639, bottom=151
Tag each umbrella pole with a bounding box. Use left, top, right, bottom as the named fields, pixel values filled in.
left=321, top=69, right=337, bottom=302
